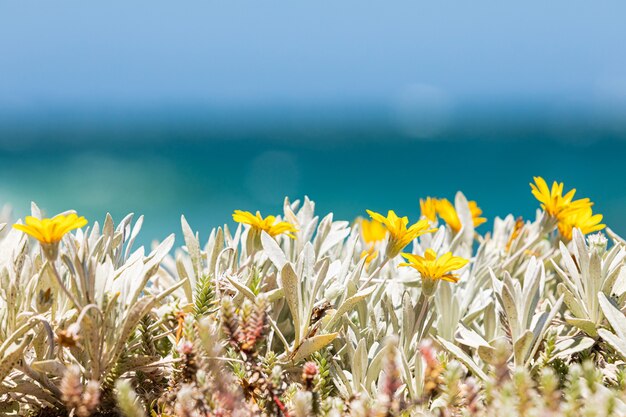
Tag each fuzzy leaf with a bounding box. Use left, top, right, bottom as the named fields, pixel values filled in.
left=0, top=334, right=33, bottom=384
left=598, top=292, right=626, bottom=340
left=225, top=275, right=257, bottom=302
left=281, top=263, right=301, bottom=343
left=181, top=215, right=202, bottom=282
left=558, top=283, right=587, bottom=320
left=291, top=333, right=338, bottom=363
left=437, top=337, right=488, bottom=381
left=262, top=231, right=288, bottom=271
left=351, top=338, right=367, bottom=391
left=501, top=281, right=519, bottom=338
left=513, top=330, right=534, bottom=366
left=565, top=317, right=598, bottom=337
left=598, top=328, right=626, bottom=360
left=552, top=337, right=595, bottom=360
left=324, top=285, right=376, bottom=331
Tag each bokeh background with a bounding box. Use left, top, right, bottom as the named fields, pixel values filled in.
left=1, top=2, right=626, bottom=244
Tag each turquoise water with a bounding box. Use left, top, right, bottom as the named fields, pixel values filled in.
left=1, top=113, right=625, bottom=245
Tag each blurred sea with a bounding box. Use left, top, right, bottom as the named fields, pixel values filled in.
left=1, top=104, right=625, bottom=246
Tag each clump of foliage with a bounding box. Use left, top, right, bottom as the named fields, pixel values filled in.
left=0, top=177, right=625, bottom=416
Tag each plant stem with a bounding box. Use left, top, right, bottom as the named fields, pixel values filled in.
left=48, top=261, right=83, bottom=310
left=359, top=257, right=390, bottom=291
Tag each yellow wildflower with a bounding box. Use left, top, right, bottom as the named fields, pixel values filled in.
left=431, top=198, right=486, bottom=233
left=530, top=176, right=590, bottom=219
left=359, top=218, right=385, bottom=265
left=420, top=197, right=438, bottom=222
left=13, top=213, right=87, bottom=245
left=232, top=210, right=297, bottom=238
left=435, top=198, right=462, bottom=232
left=360, top=246, right=378, bottom=264
left=557, top=206, right=605, bottom=241
left=400, top=249, right=469, bottom=297
left=366, top=210, right=436, bottom=258
left=361, top=218, right=386, bottom=244
left=13, top=213, right=88, bottom=260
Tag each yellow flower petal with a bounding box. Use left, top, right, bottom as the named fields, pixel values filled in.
left=13, top=213, right=88, bottom=245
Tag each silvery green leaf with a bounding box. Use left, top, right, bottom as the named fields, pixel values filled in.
left=319, top=221, right=350, bottom=258
left=330, top=361, right=352, bottom=398
left=291, top=332, right=338, bottom=363
left=324, top=285, right=376, bottom=331
left=123, top=215, right=144, bottom=262
left=477, top=345, right=499, bottom=365
left=572, top=229, right=590, bottom=274
left=261, top=231, right=287, bottom=271
left=31, top=359, right=66, bottom=377
left=598, top=292, right=626, bottom=340
left=347, top=256, right=367, bottom=290
left=365, top=343, right=390, bottom=390
left=144, top=234, right=175, bottom=275
left=399, top=349, right=416, bottom=399
left=313, top=214, right=333, bottom=254
left=513, top=330, right=533, bottom=366
left=181, top=215, right=202, bottom=282
left=105, top=295, right=156, bottom=375
left=103, top=213, right=115, bottom=241
left=551, top=260, right=576, bottom=294
left=430, top=397, right=447, bottom=411
left=587, top=252, right=603, bottom=320
left=0, top=334, right=33, bottom=384
left=558, top=283, right=587, bottom=320
left=266, top=288, right=284, bottom=302
left=225, top=275, right=257, bottom=302
left=552, top=336, right=595, bottom=360
left=7, top=381, right=59, bottom=407
left=207, top=227, right=224, bottom=275
left=612, top=266, right=626, bottom=297
left=527, top=295, right=563, bottom=365
left=559, top=241, right=583, bottom=294
left=175, top=253, right=193, bottom=303
left=483, top=302, right=497, bottom=341
left=456, top=325, right=489, bottom=349
left=30, top=201, right=42, bottom=218
left=437, top=337, right=488, bottom=381
left=280, top=263, right=301, bottom=343
left=565, top=317, right=598, bottom=337
left=311, top=257, right=329, bottom=304
left=455, top=191, right=475, bottom=245
left=351, top=338, right=367, bottom=391
left=598, top=328, right=626, bottom=360
left=521, top=258, right=542, bottom=327
left=501, top=280, right=520, bottom=339
left=603, top=263, right=625, bottom=297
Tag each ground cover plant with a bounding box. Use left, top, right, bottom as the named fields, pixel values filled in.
left=1, top=176, right=625, bottom=417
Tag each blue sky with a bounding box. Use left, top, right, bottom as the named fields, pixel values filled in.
left=1, top=3, right=626, bottom=243
left=1, top=2, right=626, bottom=110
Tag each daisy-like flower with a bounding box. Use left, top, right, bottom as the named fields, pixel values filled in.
left=361, top=218, right=386, bottom=244
left=13, top=213, right=88, bottom=259
left=399, top=249, right=469, bottom=297
left=366, top=210, right=436, bottom=258
left=557, top=206, right=605, bottom=241
left=359, top=218, right=386, bottom=264
left=232, top=210, right=297, bottom=238
left=530, top=176, right=591, bottom=219
left=435, top=198, right=486, bottom=233
left=419, top=197, right=438, bottom=222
